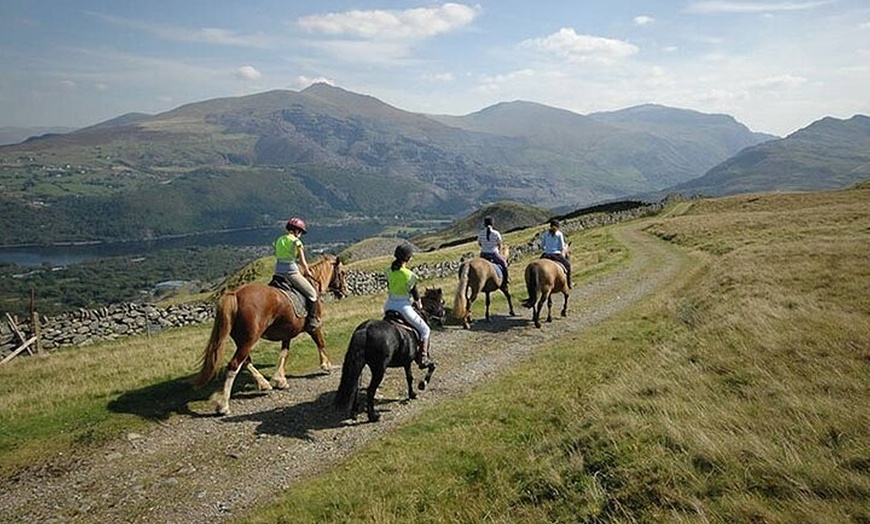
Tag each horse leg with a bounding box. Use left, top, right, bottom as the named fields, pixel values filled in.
left=484, top=292, right=492, bottom=321
left=214, top=367, right=239, bottom=416
left=534, top=294, right=547, bottom=329
left=418, top=362, right=436, bottom=391
left=546, top=294, right=554, bottom=323
left=245, top=358, right=273, bottom=392
left=366, top=366, right=386, bottom=422
left=561, top=292, right=569, bottom=317
left=213, top=340, right=257, bottom=415
left=308, top=327, right=332, bottom=372
left=404, top=365, right=417, bottom=401
left=504, top=288, right=516, bottom=316
left=270, top=341, right=291, bottom=389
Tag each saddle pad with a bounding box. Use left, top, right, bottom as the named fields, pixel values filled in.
left=480, top=256, right=503, bottom=280
left=490, top=261, right=503, bottom=280
left=268, top=276, right=307, bottom=318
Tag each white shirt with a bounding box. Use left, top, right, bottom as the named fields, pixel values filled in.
left=477, top=227, right=502, bottom=255
left=540, top=230, right=566, bottom=255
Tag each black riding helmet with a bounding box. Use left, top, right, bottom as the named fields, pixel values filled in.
left=394, top=244, right=413, bottom=262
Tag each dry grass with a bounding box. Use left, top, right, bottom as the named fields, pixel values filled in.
left=243, top=185, right=870, bottom=523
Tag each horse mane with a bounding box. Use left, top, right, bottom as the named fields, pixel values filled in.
left=308, top=255, right=345, bottom=296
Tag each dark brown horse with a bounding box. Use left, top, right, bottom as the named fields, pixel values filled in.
left=420, top=287, right=446, bottom=327
left=522, top=258, right=569, bottom=328
left=193, top=255, right=348, bottom=415
left=452, top=245, right=514, bottom=329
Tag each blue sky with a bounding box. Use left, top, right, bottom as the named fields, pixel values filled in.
left=1, top=1, right=868, bottom=136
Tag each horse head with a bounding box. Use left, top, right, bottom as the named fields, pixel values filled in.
left=309, top=255, right=349, bottom=299
left=326, top=256, right=349, bottom=299
left=420, top=287, right=446, bottom=327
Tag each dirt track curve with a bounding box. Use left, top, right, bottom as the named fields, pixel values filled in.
left=1, top=221, right=687, bottom=523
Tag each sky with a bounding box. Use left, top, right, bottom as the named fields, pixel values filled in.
left=1, top=1, right=868, bottom=137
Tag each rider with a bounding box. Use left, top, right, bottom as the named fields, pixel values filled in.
left=272, top=217, right=320, bottom=331
left=540, top=218, right=572, bottom=289
left=385, top=244, right=433, bottom=368
left=477, top=216, right=509, bottom=288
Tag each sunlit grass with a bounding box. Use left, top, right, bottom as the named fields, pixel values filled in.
left=2, top=186, right=868, bottom=523
left=240, top=186, right=870, bottom=523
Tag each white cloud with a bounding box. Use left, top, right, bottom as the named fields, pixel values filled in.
left=520, top=28, right=638, bottom=64
left=295, top=76, right=334, bottom=89
left=90, top=13, right=274, bottom=49
left=860, top=21, right=870, bottom=30
left=235, top=66, right=262, bottom=81
left=633, top=15, right=655, bottom=26
left=745, top=74, right=807, bottom=88
left=425, top=72, right=456, bottom=82
left=475, top=69, right=537, bottom=95
left=298, top=3, right=479, bottom=40
left=685, top=1, right=834, bottom=14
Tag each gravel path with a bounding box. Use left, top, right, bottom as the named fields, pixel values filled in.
left=0, top=222, right=686, bottom=523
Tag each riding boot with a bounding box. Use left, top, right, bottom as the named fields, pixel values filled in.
left=305, top=299, right=322, bottom=333
left=415, top=338, right=433, bottom=369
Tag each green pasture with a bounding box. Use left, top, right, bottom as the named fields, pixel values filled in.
left=1, top=186, right=868, bottom=523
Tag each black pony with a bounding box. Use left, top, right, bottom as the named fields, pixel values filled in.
left=333, top=312, right=437, bottom=422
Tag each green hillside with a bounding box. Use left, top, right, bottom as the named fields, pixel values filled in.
left=0, top=85, right=771, bottom=246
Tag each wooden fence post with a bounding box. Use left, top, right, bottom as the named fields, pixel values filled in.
left=31, top=287, right=42, bottom=353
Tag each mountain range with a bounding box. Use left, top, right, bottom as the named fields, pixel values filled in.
left=0, top=83, right=865, bottom=246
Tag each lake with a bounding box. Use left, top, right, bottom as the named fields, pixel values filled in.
left=0, top=222, right=386, bottom=267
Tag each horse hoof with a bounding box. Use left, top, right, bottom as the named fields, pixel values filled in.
left=368, top=413, right=381, bottom=423
left=418, top=381, right=426, bottom=391
left=216, top=406, right=230, bottom=416
left=410, top=391, right=418, bottom=399
left=270, top=380, right=289, bottom=390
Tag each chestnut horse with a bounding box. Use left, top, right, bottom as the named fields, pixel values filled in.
left=522, top=257, right=569, bottom=328
left=193, top=255, right=347, bottom=415
left=452, top=245, right=514, bottom=329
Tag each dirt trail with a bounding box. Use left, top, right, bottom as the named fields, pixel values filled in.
left=0, top=222, right=686, bottom=523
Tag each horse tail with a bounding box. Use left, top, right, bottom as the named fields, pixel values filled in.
left=452, top=262, right=470, bottom=320
left=523, top=263, right=538, bottom=308
left=193, top=291, right=237, bottom=388
left=334, top=322, right=368, bottom=411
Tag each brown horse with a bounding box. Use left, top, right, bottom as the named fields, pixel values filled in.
left=420, top=287, right=446, bottom=327
left=193, top=255, right=348, bottom=415
left=522, top=258, right=569, bottom=328
left=452, top=245, right=514, bottom=329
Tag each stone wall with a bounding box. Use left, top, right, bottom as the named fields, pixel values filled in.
left=0, top=202, right=663, bottom=360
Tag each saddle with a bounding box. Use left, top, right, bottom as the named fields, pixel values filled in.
left=383, top=310, right=419, bottom=339
left=541, top=254, right=568, bottom=275
left=480, top=254, right=504, bottom=280
left=268, top=275, right=308, bottom=319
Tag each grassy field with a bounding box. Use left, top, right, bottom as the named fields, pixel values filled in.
left=241, top=186, right=869, bottom=523
left=1, top=185, right=868, bottom=522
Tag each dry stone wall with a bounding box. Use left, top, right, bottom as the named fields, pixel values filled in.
left=1, top=202, right=663, bottom=359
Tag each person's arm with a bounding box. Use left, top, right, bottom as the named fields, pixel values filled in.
left=409, top=272, right=422, bottom=308
left=297, top=242, right=311, bottom=277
